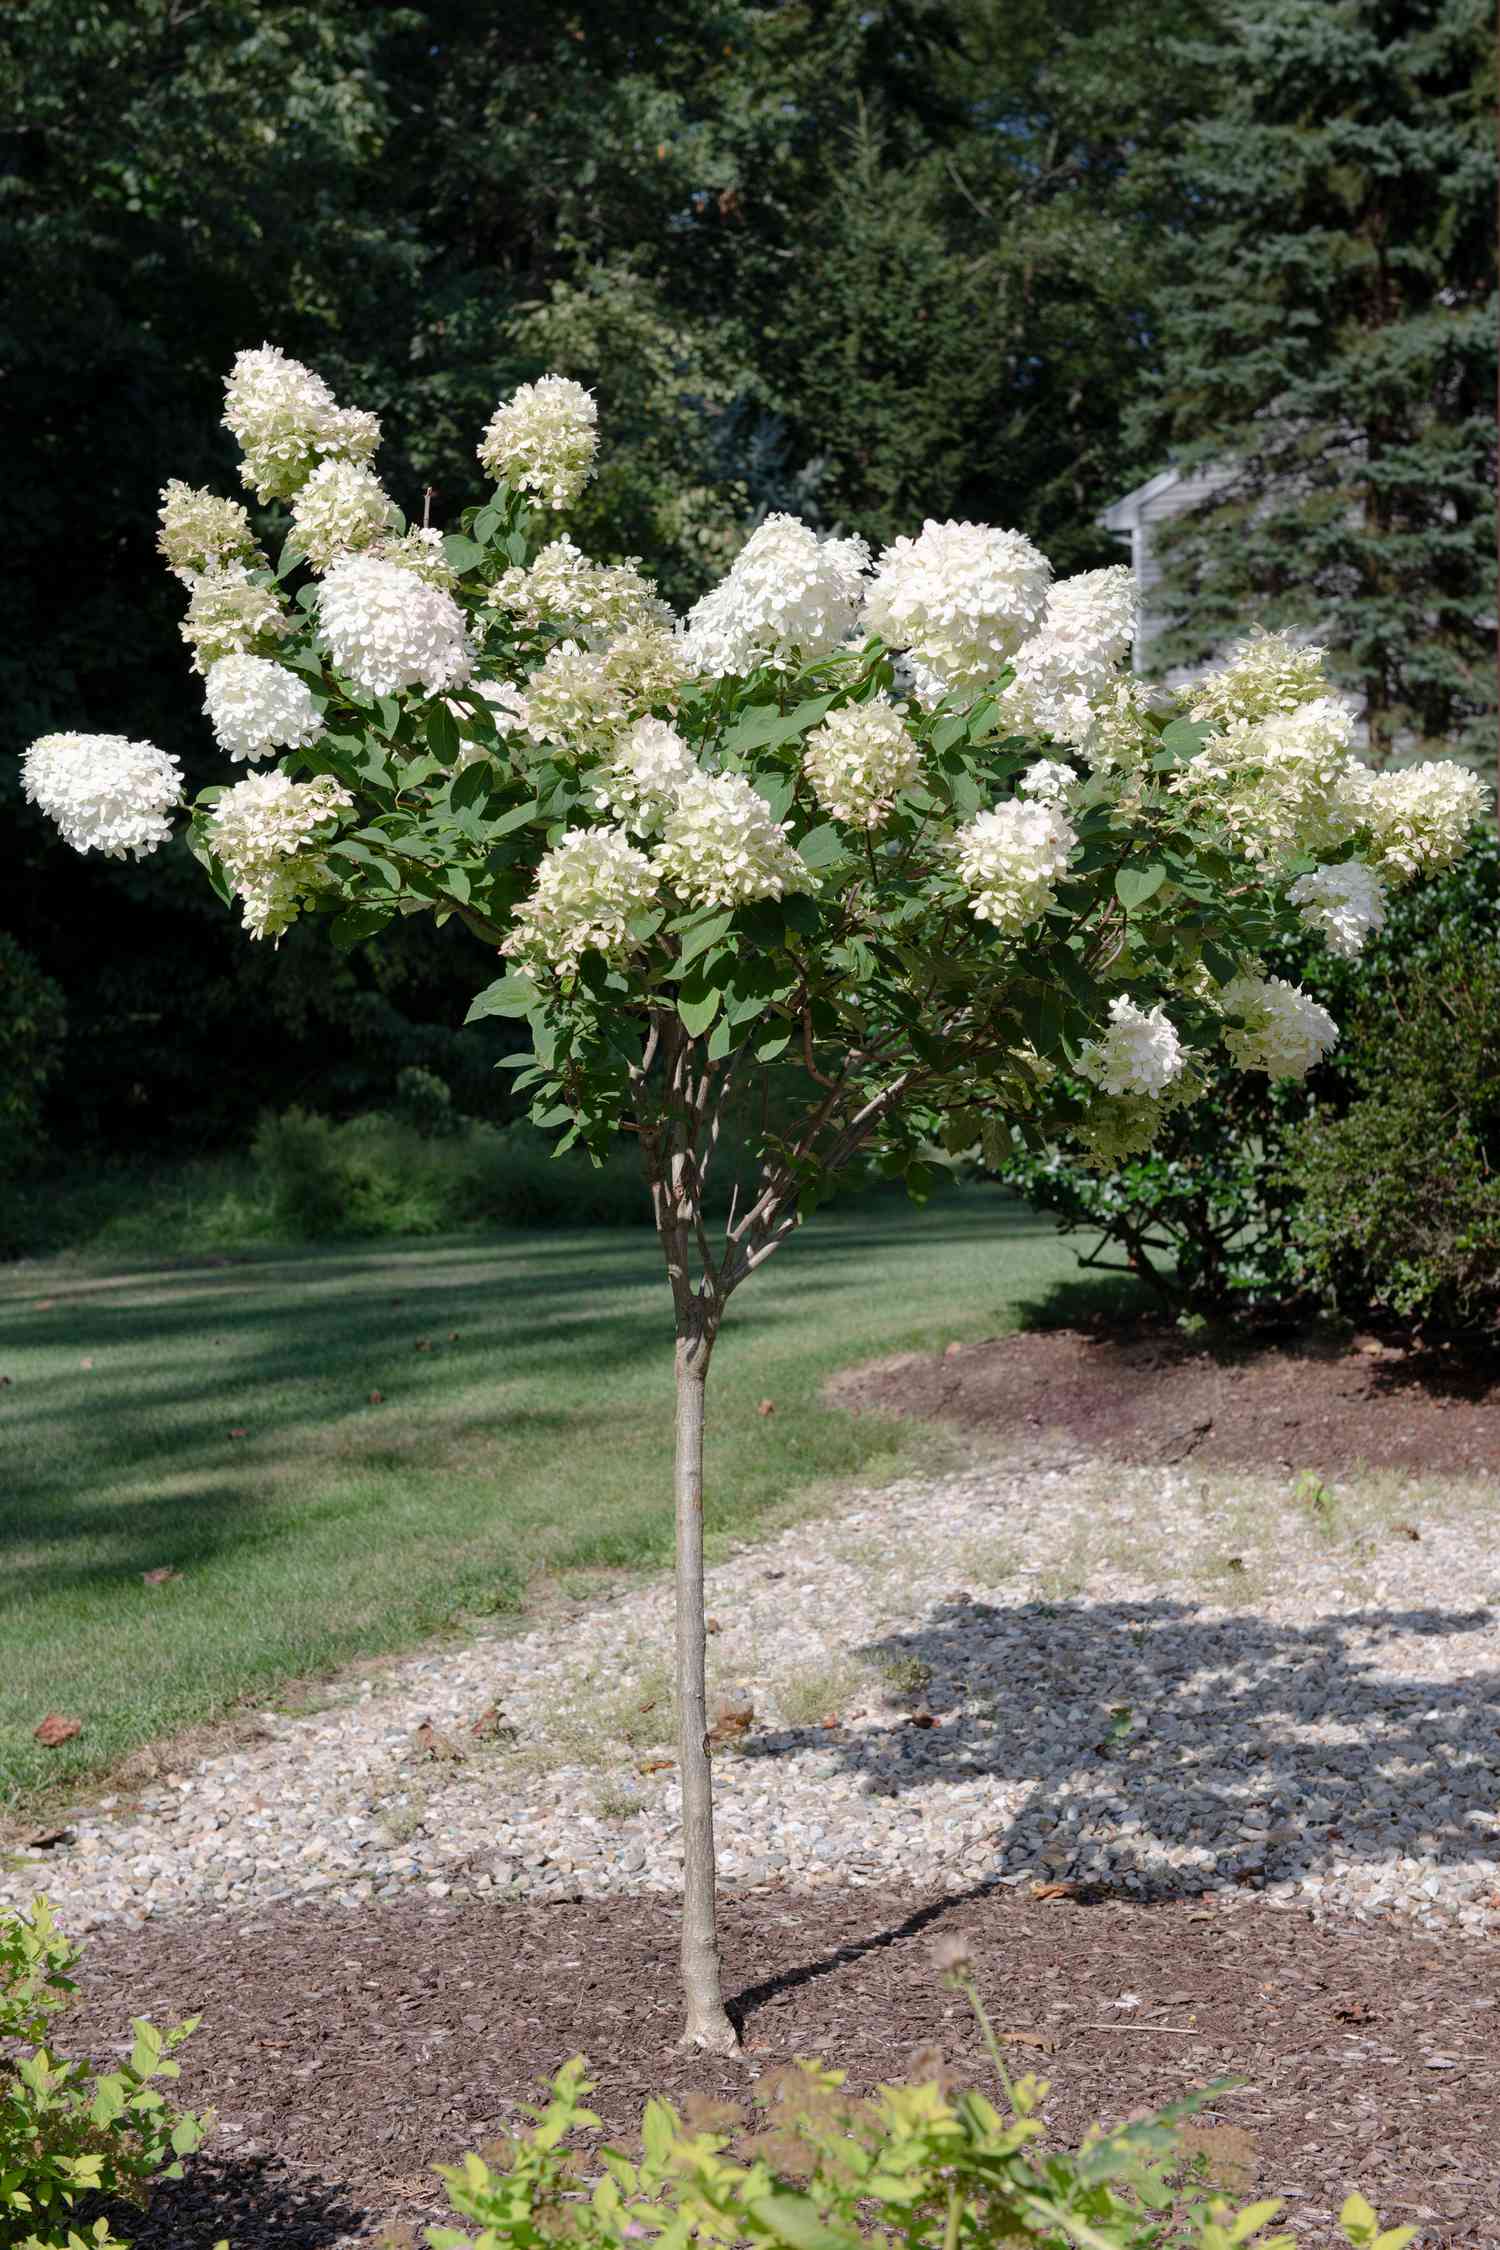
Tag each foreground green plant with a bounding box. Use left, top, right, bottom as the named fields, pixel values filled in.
left=1, top=1897, right=208, bottom=2250
left=23, top=347, right=1481, bottom=2045
left=422, top=1998, right=1413, bottom=2250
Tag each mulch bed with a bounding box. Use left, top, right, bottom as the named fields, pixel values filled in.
left=828, top=1325, right=1500, bottom=1479
left=69, top=1886, right=1500, bottom=2247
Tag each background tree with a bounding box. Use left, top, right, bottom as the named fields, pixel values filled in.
left=1135, top=0, right=1498, bottom=764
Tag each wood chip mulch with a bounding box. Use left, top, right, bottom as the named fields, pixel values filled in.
left=828, top=1325, right=1500, bottom=1479
left=65, top=1885, right=1500, bottom=2248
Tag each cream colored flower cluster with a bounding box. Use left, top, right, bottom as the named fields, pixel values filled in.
left=801, top=697, right=922, bottom=827
left=679, top=514, right=870, bottom=676
left=504, top=826, right=658, bottom=975
left=953, top=799, right=1076, bottom=935
left=316, top=554, right=472, bottom=698
left=518, top=625, right=684, bottom=761
left=180, top=565, right=293, bottom=675
left=206, top=770, right=353, bottom=940
left=22, top=733, right=184, bottom=861
left=1287, top=860, right=1387, bottom=959
left=289, top=459, right=398, bottom=572
left=156, top=481, right=259, bottom=583
left=655, top=773, right=813, bottom=909
left=489, top=537, right=668, bottom=644
left=204, top=655, right=324, bottom=764
left=1335, top=760, right=1487, bottom=880
left=593, top=717, right=698, bottom=835
left=478, top=375, right=598, bottom=509
left=1186, top=629, right=1329, bottom=732
left=1220, top=973, right=1339, bottom=1079
left=1175, top=696, right=1358, bottom=866
left=864, top=519, right=1051, bottom=697
left=998, top=566, right=1138, bottom=747
left=223, top=343, right=381, bottom=504
left=1079, top=995, right=1185, bottom=1098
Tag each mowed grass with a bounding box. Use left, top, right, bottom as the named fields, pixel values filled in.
left=0, top=1191, right=1125, bottom=1807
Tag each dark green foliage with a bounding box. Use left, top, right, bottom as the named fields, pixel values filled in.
left=1002, top=835, right=1500, bottom=1331
left=0, top=934, right=66, bottom=1175
left=1136, top=0, right=1498, bottom=761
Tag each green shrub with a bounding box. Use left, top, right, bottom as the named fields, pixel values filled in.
left=1000, top=830, right=1500, bottom=1329
left=424, top=2037, right=1411, bottom=2250
left=393, top=1067, right=464, bottom=1140
left=0, top=935, right=66, bottom=1180
left=1, top=1895, right=209, bottom=2250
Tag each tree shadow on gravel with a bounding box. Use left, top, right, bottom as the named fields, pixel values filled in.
left=742, top=1594, right=1500, bottom=1901
left=84, top=2153, right=368, bottom=2250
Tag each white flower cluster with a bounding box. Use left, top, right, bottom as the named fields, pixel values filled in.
left=1077, top=676, right=1166, bottom=775
left=505, top=826, right=658, bottom=975
left=998, top=566, right=1138, bottom=745
left=678, top=514, right=870, bottom=676
left=801, top=697, right=921, bottom=827
left=317, top=554, right=472, bottom=698
left=206, top=770, right=353, bottom=940
left=953, top=799, right=1076, bottom=936
left=1287, top=860, right=1387, bottom=959
left=1220, top=973, right=1339, bottom=1079
left=204, top=656, right=324, bottom=764
left=180, top=565, right=293, bottom=674
left=478, top=375, right=598, bottom=509
left=518, top=625, right=684, bottom=761
left=1176, top=696, right=1357, bottom=866
left=594, top=717, right=698, bottom=834
left=157, top=481, right=258, bottom=583
left=1018, top=758, right=1080, bottom=803
left=1079, top=995, right=1185, bottom=1097
left=22, top=733, right=183, bottom=860
left=289, top=459, right=398, bottom=572
left=864, top=520, right=1051, bottom=696
left=1188, top=629, right=1329, bottom=733
left=656, top=773, right=813, bottom=909
left=489, top=537, right=668, bottom=644
left=1336, top=760, right=1487, bottom=880
left=223, top=344, right=380, bottom=504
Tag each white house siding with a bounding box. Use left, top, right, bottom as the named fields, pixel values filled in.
left=1097, top=462, right=1235, bottom=677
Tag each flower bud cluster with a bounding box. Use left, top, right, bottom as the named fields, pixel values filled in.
left=519, top=626, right=684, bottom=761
left=679, top=515, right=870, bottom=676
left=1175, top=697, right=1357, bottom=866
left=204, top=656, right=324, bottom=764
left=953, top=799, right=1076, bottom=935
left=374, top=528, right=459, bottom=590
left=289, top=459, right=398, bottom=572
left=317, top=554, right=472, bottom=698
left=505, top=826, right=658, bottom=975
left=801, top=697, right=922, bottom=827
left=478, top=376, right=598, bottom=509
left=206, top=771, right=353, bottom=940
left=1287, top=860, right=1387, bottom=959
left=1187, top=629, right=1330, bottom=732
left=22, top=733, right=183, bottom=860
left=157, top=482, right=259, bottom=583
left=180, top=565, right=293, bottom=675
left=864, top=519, right=1051, bottom=696
left=1220, top=973, right=1339, bottom=1079
left=223, top=343, right=380, bottom=504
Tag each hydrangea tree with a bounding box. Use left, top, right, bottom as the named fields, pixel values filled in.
left=22, top=346, right=1485, bottom=2049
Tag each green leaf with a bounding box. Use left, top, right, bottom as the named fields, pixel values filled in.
left=488, top=795, right=540, bottom=838
left=749, top=2194, right=855, bottom=2250
left=677, top=986, right=721, bottom=1036
left=706, top=1013, right=734, bottom=1061
left=472, top=505, right=501, bottom=545
left=331, top=904, right=395, bottom=949
left=797, top=824, right=844, bottom=870
left=1116, top=863, right=1167, bottom=911
left=427, top=702, right=462, bottom=767
left=442, top=533, right=486, bottom=574
left=676, top=909, right=734, bottom=967
left=466, top=974, right=536, bottom=1023
left=721, top=693, right=834, bottom=757
left=274, top=534, right=302, bottom=582
left=447, top=758, right=494, bottom=814
left=375, top=697, right=401, bottom=739
left=754, top=1027, right=792, bottom=1062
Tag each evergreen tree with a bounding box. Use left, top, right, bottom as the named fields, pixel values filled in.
left=1136, top=0, right=1498, bottom=764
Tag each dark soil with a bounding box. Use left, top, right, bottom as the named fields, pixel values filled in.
left=828, top=1325, right=1500, bottom=1479
left=69, top=1887, right=1499, bottom=2248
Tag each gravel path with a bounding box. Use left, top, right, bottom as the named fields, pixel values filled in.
left=7, top=1446, right=1499, bottom=1935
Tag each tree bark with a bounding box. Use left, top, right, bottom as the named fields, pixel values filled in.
left=672, top=1319, right=737, bottom=2050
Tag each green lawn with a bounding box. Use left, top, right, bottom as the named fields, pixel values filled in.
left=0, top=1191, right=1127, bottom=1807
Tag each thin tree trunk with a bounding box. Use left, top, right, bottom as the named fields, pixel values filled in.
left=673, top=1320, right=737, bottom=2050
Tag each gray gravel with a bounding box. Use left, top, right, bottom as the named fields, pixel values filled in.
left=7, top=1449, right=1499, bottom=1935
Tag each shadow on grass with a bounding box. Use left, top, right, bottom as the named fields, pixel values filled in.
left=740, top=1591, right=1500, bottom=1900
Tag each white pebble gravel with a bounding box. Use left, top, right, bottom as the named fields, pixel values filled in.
left=7, top=1449, right=1499, bottom=1935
